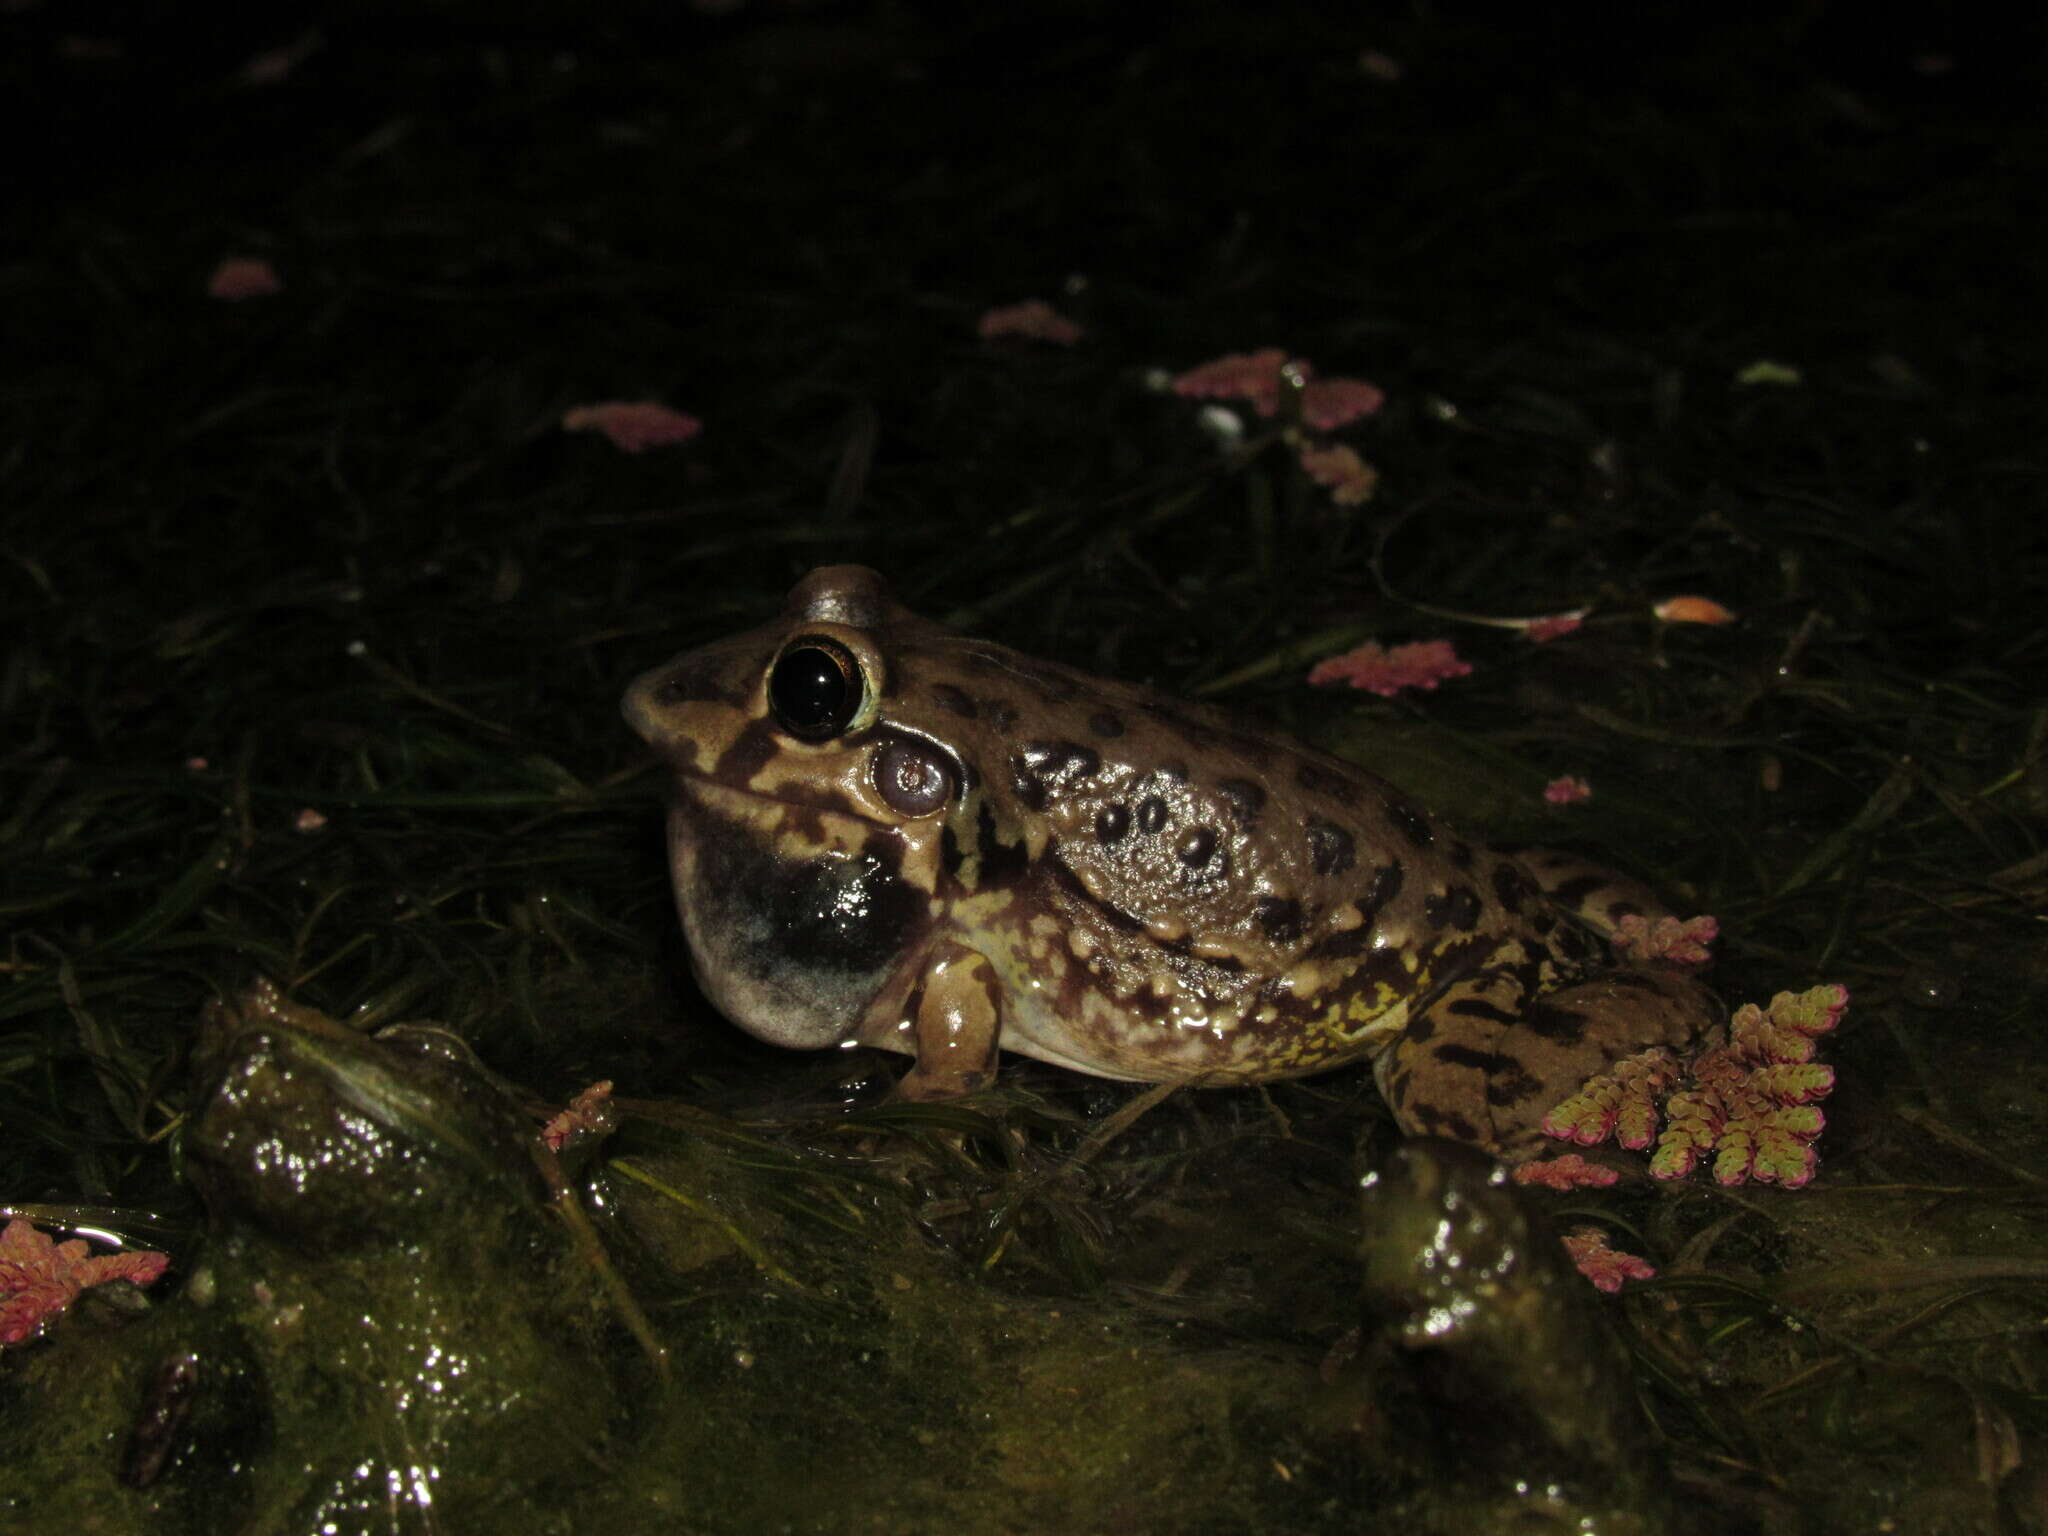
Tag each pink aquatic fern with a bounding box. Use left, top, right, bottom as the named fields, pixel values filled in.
left=1541, top=1047, right=1686, bottom=1152
left=1299, top=377, right=1386, bottom=430
left=0, top=1219, right=169, bottom=1346
left=1307, top=638, right=1471, bottom=696
left=207, top=256, right=282, bottom=300
left=1652, top=594, right=1737, bottom=626
left=540, top=1080, right=618, bottom=1155
left=1610, top=913, right=1718, bottom=966
left=1650, top=986, right=1846, bottom=1187
left=977, top=299, right=1084, bottom=345
left=1522, top=613, right=1584, bottom=643
left=1542, top=985, right=1848, bottom=1188
left=1170, top=348, right=1293, bottom=410
left=1511, top=1153, right=1619, bottom=1191
left=1170, top=349, right=1384, bottom=427
left=561, top=400, right=702, bottom=453
left=1543, top=775, right=1593, bottom=805
left=1296, top=443, right=1378, bottom=505
left=1560, top=1228, right=1657, bottom=1292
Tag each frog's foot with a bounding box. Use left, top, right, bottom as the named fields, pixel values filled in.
left=1377, top=966, right=1715, bottom=1162
left=892, top=940, right=1002, bottom=1101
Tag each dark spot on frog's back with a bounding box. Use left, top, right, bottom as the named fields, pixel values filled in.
left=1088, top=710, right=1125, bottom=738
left=1491, top=861, right=1533, bottom=914
left=1294, top=760, right=1360, bottom=806
left=1305, top=817, right=1356, bottom=876
left=1136, top=796, right=1169, bottom=835
left=1218, top=777, right=1265, bottom=825
left=1254, top=896, right=1304, bottom=943
left=930, top=683, right=977, bottom=717
left=1010, top=740, right=1099, bottom=810
left=1177, top=826, right=1219, bottom=868
left=1022, top=741, right=1101, bottom=779
left=1360, top=861, right=1404, bottom=922
left=1424, top=884, right=1483, bottom=932
left=1553, top=922, right=1598, bottom=963
left=1095, top=804, right=1131, bottom=845
left=1386, top=799, right=1436, bottom=849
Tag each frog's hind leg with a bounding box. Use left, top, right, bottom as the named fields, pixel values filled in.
left=1507, top=848, right=1672, bottom=940
left=1376, top=962, right=1713, bottom=1161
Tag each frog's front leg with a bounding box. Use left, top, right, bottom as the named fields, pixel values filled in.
left=1377, top=960, right=1712, bottom=1159
left=895, top=940, right=1003, bottom=1101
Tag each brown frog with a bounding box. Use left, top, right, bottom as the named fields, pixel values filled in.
left=623, top=566, right=1713, bottom=1157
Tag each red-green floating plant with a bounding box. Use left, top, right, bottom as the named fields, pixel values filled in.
left=1542, top=985, right=1848, bottom=1189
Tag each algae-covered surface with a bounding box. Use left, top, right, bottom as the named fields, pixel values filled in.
left=5, top=4, right=2047, bottom=1532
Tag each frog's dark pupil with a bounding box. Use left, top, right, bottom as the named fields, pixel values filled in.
left=770, top=640, right=861, bottom=739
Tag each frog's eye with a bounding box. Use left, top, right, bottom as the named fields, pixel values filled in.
left=768, top=636, right=866, bottom=741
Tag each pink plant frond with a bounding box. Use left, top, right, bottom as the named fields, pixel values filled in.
left=1745, top=1062, right=1836, bottom=1105
left=541, top=1080, right=618, bottom=1154
left=976, top=299, right=1084, bottom=346
left=1540, top=1046, right=1682, bottom=1150
left=73, top=1250, right=171, bottom=1289
left=1543, top=775, right=1592, bottom=805
left=1652, top=594, right=1737, bottom=625
left=207, top=256, right=283, bottom=300
left=562, top=400, right=703, bottom=454
left=1306, top=638, right=1471, bottom=696
left=1560, top=1228, right=1657, bottom=1292
left=1170, top=348, right=1292, bottom=408
left=1739, top=985, right=1848, bottom=1064
left=1522, top=613, right=1584, bottom=642
left=1610, top=913, right=1718, bottom=966
left=1296, top=443, right=1379, bottom=505
left=0, top=1219, right=170, bottom=1346
left=1512, top=1153, right=1619, bottom=1191
left=1299, top=376, right=1385, bottom=430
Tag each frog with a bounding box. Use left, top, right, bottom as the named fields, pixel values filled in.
left=622, top=565, right=1714, bottom=1159
left=0, top=981, right=639, bottom=1536
left=1353, top=1139, right=1672, bottom=1533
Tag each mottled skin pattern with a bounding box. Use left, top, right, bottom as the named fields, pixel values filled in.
left=623, top=566, right=1714, bottom=1158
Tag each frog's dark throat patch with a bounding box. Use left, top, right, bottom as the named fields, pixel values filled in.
left=697, top=821, right=921, bottom=976
left=675, top=803, right=927, bottom=1048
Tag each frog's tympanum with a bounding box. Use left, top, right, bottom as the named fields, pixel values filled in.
left=625, top=566, right=1714, bottom=1156
left=0, top=982, right=634, bottom=1536
left=1356, top=1140, right=1667, bottom=1533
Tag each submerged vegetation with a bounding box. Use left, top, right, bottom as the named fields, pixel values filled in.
left=4, top=3, right=2047, bottom=1531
